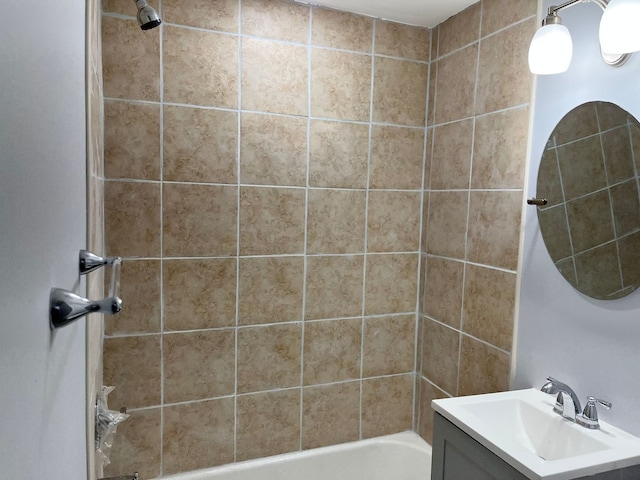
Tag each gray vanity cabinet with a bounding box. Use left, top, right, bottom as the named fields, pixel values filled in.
left=431, top=413, right=528, bottom=480
left=431, top=412, right=640, bottom=480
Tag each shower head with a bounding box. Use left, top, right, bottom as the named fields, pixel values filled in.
left=134, top=0, right=161, bottom=30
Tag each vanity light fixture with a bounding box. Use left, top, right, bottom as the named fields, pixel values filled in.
left=528, top=11, right=573, bottom=74
left=599, top=0, right=640, bottom=54
left=529, top=0, right=637, bottom=75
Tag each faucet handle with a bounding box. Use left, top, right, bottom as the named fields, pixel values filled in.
left=576, top=396, right=612, bottom=429
left=594, top=397, right=612, bottom=410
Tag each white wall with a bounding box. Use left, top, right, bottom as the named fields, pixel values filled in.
left=515, top=0, right=640, bottom=436
left=0, top=1, right=88, bottom=478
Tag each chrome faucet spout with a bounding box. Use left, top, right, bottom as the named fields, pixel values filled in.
left=555, top=391, right=578, bottom=420
left=541, top=376, right=581, bottom=417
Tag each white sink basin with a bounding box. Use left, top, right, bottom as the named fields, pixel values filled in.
left=432, top=389, right=640, bottom=480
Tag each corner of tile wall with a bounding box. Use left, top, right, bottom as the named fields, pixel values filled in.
left=416, top=0, right=535, bottom=444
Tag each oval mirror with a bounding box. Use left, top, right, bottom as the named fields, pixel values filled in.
left=536, top=101, right=640, bottom=300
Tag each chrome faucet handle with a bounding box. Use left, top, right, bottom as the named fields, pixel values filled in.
left=50, top=288, right=123, bottom=329
left=576, top=396, right=612, bottom=429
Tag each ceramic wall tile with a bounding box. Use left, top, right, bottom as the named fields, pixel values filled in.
left=302, top=382, right=360, bottom=449
left=361, top=375, right=414, bottom=438
left=311, top=49, right=371, bottom=121
left=236, top=389, right=301, bottom=461
left=303, top=318, right=362, bottom=384
left=163, top=398, right=235, bottom=474
left=312, top=7, right=373, bottom=52
left=102, top=16, right=160, bottom=101
left=375, top=21, right=430, bottom=61
left=163, top=105, right=238, bottom=184
left=164, top=0, right=239, bottom=32
left=164, top=26, right=238, bottom=108
left=238, top=256, right=304, bottom=325
left=242, top=38, right=308, bottom=115
left=240, top=113, right=307, bottom=186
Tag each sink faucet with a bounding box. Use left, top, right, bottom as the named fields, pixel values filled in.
left=541, top=376, right=581, bottom=419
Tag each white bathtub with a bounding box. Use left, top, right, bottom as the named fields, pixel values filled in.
left=161, top=431, right=432, bottom=480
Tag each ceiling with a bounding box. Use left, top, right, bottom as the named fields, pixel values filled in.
left=297, top=0, right=479, bottom=28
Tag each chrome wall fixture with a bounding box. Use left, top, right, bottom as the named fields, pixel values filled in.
left=529, top=0, right=640, bottom=74
left=49, top=250, right=123, bottom=329
left=134, top=0, right=161, bottom=30
left=526, top=197, right=548, bottom=206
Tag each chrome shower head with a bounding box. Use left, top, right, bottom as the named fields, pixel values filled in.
left=134, top=0, right=161, bottom=31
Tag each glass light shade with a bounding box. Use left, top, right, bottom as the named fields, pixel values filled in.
left=600, top=0, right=640, bottom=54
left=529, top=23, right=573, bottom=74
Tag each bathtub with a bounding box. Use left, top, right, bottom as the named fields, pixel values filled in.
left=161, top=431, right=432, bottom=480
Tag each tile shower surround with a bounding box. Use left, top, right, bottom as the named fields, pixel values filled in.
left=102, top=1, right=429, bottom=478
left=416, top=0, right=537, bottom=445
left=103, top=0, right=536, bottom=476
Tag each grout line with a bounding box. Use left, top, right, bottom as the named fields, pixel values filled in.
left=432, top=14, right=537, bottom=63
left=424, top=253, right=519, bottom=274
left=551, top=231, right=640, bottom=264
left=553, top=124, right=632, bottom=149
left=552, top=134, right=579, bottom=282
left=460, top=331, right=512, bottom=356
left=422, top=313, right=512, bottom=356
left=157, top=1, right=165, bottom=473
left=418, top=375, right=455, bottom=399
left=106, top=251, right=521, bottom=279
left=299, top=6, right=313, bottom=451
left=539, top=176, right=637, bottom=206
left=413, top=24, right=433, bottom=434
left=104, top=174, right=524, bottom=195
left=455, top=0, right=484, bottom=398
left=595, top=108, right=624, bottom=288
left=103, top=312, right=419, bottom=339
left=427, top=187, right=525, bottom=193
left=100, top=251, right=422, bottom=262
left=101, top=12, right=136, bottom=21
left=233, top=0, right=243, bottom=464
left=429, top=103, right=531, bottom=129
left=358, top=17, right=377, bottom=441
left=421, top=20, right=438, bottom=325
left=122, top=17, right=430, bottom=65
left=104, top=97, right=430, bottom=130
left=103, top=177, right=426, bottom=192
left=124, top=372, right=415, bottom=413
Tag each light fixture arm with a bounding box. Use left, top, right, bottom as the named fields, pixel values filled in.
left=542, top=0, right=630, bottom=67
left=546, top=0, right=610, bottom=17
left=547, top=0, right=590, bottom=17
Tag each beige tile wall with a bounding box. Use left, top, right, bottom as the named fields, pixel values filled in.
left=416, top=0, right=536, bottom=443
left=101, top=1, right=429, bottom=477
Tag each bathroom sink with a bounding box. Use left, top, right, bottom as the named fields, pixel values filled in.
left=432, top=389, right=640, bottom=480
